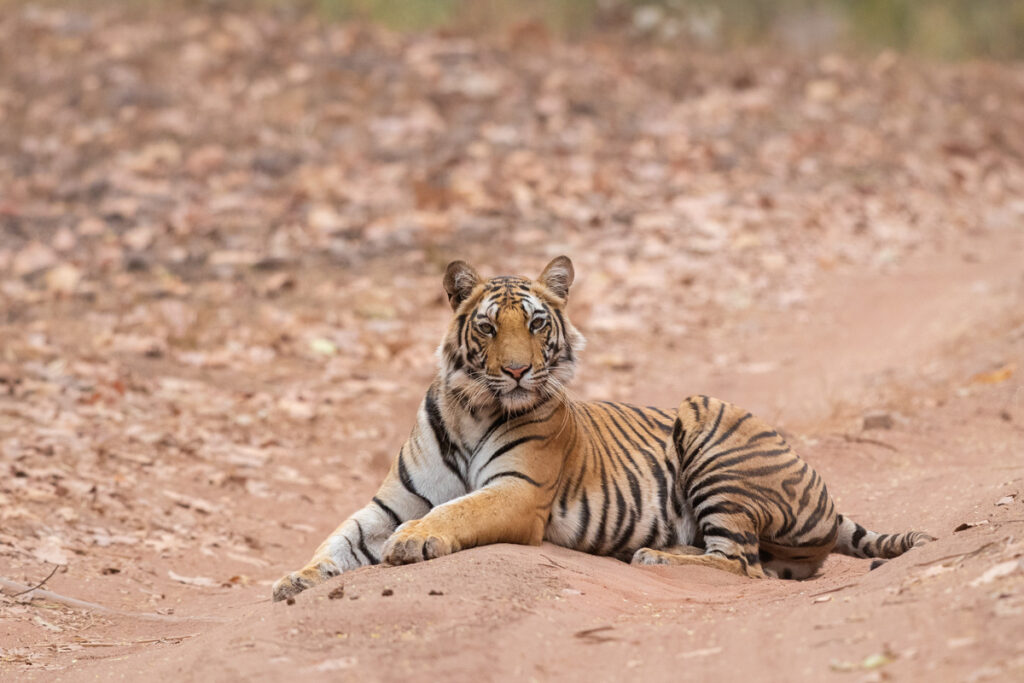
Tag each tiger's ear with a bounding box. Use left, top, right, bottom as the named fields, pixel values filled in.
left=443, top=260, right=481, bottom=311
left=538, top=256, right=574, bottom=301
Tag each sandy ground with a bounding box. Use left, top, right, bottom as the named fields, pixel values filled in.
left=1, top=6, right=1024, bottom=682
left=1, top=228, right=1021, bottom=682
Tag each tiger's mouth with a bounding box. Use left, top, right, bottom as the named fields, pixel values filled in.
left=496, top=385, right=541, bottom=411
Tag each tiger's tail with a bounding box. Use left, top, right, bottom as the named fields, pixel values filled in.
left=833, top=514, right=935, bottom=559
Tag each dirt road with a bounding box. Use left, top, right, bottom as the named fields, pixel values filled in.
left=2, top=6, right=1024, bottom=681
left=1, top=226, right=1020, bottom=682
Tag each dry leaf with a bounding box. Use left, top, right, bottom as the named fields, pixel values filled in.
left=44, top=264, right=83, bottom=294
left=33, top=536, right=69, bottom=566
left=969, top=560, right=1024, bottom=587
left=970, top=363, right=1017, bottom=385
left=168, top=570, right=219, bottom=588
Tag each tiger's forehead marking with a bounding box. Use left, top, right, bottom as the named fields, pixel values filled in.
left=476, top=276, right=544, bottom=319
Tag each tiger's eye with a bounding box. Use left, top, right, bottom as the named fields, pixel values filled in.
left=530, top=317, right=547, bottom=333
left=478, top=321, right=496, bottom=336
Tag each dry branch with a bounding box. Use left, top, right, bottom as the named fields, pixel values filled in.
left=0, top=577, right=228, bottom=623
left=8, top=563, right=61, bottom=597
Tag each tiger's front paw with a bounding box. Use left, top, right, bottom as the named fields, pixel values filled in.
left=272, top=572, right=311, bottom=602
left=271, top=559, right=340, bottom=602
left=382, top=522, right=457, bottom=565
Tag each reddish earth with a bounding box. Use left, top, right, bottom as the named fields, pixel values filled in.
left=1, top=6, right=1024, bottom=682
left=2, top=229, right=1022, bottom=682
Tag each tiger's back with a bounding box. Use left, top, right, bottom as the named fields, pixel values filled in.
left=545, top=394, right=931, bottom=579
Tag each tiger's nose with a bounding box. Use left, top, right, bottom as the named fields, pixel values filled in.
left=502, top=364, right=529, bottom=380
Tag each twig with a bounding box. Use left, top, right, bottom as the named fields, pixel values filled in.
left=539, top=554, right=566, bottom=569
left=77, top=634, right=197, bottom=647
left=808, top=582, right=858, bottom=598
left=574, top=625, right=616, bottom=643
left=0, top=578, right=227, bottom=623
left=840, top=433, right=900, bottom=452
left=8, top=563, right=60, bottom=598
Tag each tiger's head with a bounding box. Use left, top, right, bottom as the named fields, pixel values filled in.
left=438, top=256, right=586, bottom=414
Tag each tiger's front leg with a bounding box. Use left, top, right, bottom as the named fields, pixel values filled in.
left=382, top=479, right=550, bottom=565
left=272, top=507, right=392, bottom=602
left=271, top=473, right=429, bottom=602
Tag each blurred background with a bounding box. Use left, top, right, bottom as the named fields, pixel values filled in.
left=289, top=0, right=1024, bottom=59
left=44, top=0, right=1024, bottom=58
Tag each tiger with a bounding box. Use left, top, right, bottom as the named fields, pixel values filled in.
left=272, top=256, right=933, bottom=602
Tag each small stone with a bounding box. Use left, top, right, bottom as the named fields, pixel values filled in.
left=862, top=411, right=894, bottom=431
left=381, top=588, right=394, bottom=596
left=285, top=597, right=296, bottom=606
left=428, top=589, right=443, bottom=596
left=328, top=585, right=345, bottom=600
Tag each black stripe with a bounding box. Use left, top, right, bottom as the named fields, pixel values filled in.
left=469, top=402, right=560, bottom=461
left=372, top=497, right=401, bottom=526
left=702, top=525, right=757, bottom=545
left=425, top=388, right=469, bottom=489
left=554, top=309, right=573, bottom=362
left=648, top=406, right=676, bottom=422
left=685, top=403, right=726, bottom=469
left=592, top=457, right=611, bottom=553
left=354, top=520, right=378, bottom=564
left=398, top=453, right=434, bottom=508
left=481, top=470, right=543, bottom=487
left=705, top=412, right=753, bottom=451
left=480, top=435, right=547, bottom=470
left=640, top=516, right=661, bottom=550
left=574, top=494, right=591, bottom=547
left=618, top=402, right=662, bottom=432
left=689, top=447, right=792, bottom=481
left=609, top=482, right=630, bottom=549
left=793, top=484, right=831, bottom=538
left=344, top=536, right=359, bottom=564
left=875, top=533, right=891, bottom=553
left=780, top=461, right=809, bottom=498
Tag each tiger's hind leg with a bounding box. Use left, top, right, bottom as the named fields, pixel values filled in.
left=631, top=544, right=703, bottom=565
left=631, top=520, right=767, bottom=579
